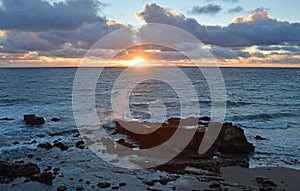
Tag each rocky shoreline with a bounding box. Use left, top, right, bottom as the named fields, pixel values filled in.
left=0, top=114, right=299, bottom=190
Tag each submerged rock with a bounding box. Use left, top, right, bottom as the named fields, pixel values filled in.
left=76, top=141, right=85, bottom=149
left=0, top=117, right=14, bottom=121
left=24, top=114, right=45, bottom=126
left=76, top=186, right=84, bottom=191
left=57, top=185, right=68, bottom=191
left=51, top=117, right=60, bottom=122
left=37, top=143, right=53, bottom=150
left=97, top=182, right=111, bottom=188
left=199, top=116, right=210, bottom=121
left=31, top=171, right=54, bottom=185
left=54, top=142, right=69, bottom=151
left=255, top=135, right=268, bottom=140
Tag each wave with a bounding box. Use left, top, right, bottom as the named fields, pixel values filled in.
left=1, top=98, right=31, bottom=103
left=226, top=100, right=253, bottom=106
left=239, top=123, right=289, bottom=129
left=130, top=101, right=152, bottom=106
left=255, top=151, right=300, bottom=158
left=231, top=111, right=297, bottom=121
left=0, top=98, right=47, bottom=106
left=199, top=100, right=252, bottom=107
left=231, top=113, right=273, bottom=121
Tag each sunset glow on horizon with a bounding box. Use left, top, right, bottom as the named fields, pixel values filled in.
left=126, top=57, right=147, bottom=67
left=0, top=0, right=299, bottom=68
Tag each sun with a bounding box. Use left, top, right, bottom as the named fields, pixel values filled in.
left=127, top=57, right=149, bottom=67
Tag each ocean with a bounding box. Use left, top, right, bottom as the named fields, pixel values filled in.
left=0, top=67, right=299, bottom=169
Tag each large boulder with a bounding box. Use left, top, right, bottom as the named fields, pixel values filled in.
left=218, top=122, right=255, bottom=154
left=113, top=117, right=254, bottom=156
left=24, top=114, right=45, bottom=126
left=115, top=117, right=202, bottom=150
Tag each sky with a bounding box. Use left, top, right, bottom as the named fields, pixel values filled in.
left=0, top=0, right=300, bottom=67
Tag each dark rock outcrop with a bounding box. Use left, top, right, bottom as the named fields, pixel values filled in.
left=24, top=114, right=45, bottom=126
left=113, top=117, right=254, bottom=156
left=218, top=122, right=255, bottom=154
left=115, top=117, right=203, bottom=150
left=0, top=161, right=39, bottom=178
left=0, top=161, right=54, bottom=185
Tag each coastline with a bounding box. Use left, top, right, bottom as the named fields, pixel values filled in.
left=1, top=115, right=299, bottom=190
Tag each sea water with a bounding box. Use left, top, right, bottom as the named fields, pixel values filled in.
left=0, top=67, right=299, bottom=168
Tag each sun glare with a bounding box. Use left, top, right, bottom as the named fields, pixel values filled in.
left=127, top=57, right=149, bottom=67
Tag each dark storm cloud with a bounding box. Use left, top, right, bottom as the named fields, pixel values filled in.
left=136, top=3, right=300, bottom=47
left=210, top=46, right=251, bottom=59
left=0, top=0, right=105, bottom=31
left=0, top=0, right=129, bottom=57
left=1, top=31, right=56, bottom=52
left=0, top=21, right=128, bottom=55
left=38, top=22, right=127, bottom=50
left=227, top=6, right=243, bottom=14
left=40, top=48, right=87, bottom=58
left=188, top=4, right=222, bottom=15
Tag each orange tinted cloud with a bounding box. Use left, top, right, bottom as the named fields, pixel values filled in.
left=0, top=30, right=6, bottom=37
left=233, top=10, right=269, bottom=23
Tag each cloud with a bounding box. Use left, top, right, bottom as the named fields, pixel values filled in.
left=251, top=51, right=266, bottom=58
left=135, top=3, right=185, bottom=24
left=233, top=9, right=269, bottom=23
left=136, top=4, right=300, bottom=47
left=0, top=0, right=106, bottom=31
left=250, top=7, right=269, bottom=13
left=0, top=21, right=128, bottom=55
left=1, top=2, right=299, bottom=66
left=258, top=45, right=300, bottom=53
left=211, top=46, right=251, bottom=59
left=227, top=6, right=243, bottom=14
left=188, top=4, right=222, bottom=15
left=38, top=22, right=129, bottom=50
left=0, top=0, right=128, bottom=56
left=1, top=31, right=56, bottom=52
